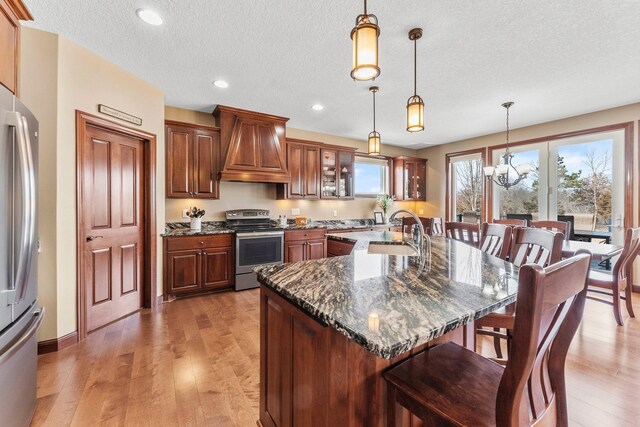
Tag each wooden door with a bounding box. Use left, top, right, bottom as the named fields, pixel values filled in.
left=287, top=143, right=304, bottom=198
left=166, top=124, right=193, bottom=198
left=193, top=129, right=220, bottom=198
left=166, top=250, right=201, bottom=294
left=81, top=126, right=144, bottom=332
left=285, top=241, right=306, bottom=263
left=303, top=146, right=320, bottom=199
left=306, top=239, right=326, bottom=260
left=202, top=247, right=232, bottom=289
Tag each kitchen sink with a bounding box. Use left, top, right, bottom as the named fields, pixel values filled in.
left=367, top=243, right=419, bottom=256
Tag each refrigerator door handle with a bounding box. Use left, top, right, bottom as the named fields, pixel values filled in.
left=0, top=307, right=43, bottom=366
left=7, top=112, right=36, bottom=302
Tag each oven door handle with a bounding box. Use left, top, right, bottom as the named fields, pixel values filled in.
left=236, top=231, right=284, bottom=238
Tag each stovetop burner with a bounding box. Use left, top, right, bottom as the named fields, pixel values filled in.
left=225, top=209, right=280, bottom=233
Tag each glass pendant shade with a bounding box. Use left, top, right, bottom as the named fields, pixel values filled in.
left=406, top=95, right=424, bottom=132
left=351, top=15, right=380, bottom=81
left=368, top=131, right=381, bottom=155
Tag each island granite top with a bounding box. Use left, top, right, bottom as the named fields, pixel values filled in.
left=255, top=232, right=519, bottom=359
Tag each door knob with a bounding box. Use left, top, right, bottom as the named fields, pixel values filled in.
left=86, top=235, right=104, bottom=242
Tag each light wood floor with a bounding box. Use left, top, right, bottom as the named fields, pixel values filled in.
left=33, top=289, right=640, bottom=427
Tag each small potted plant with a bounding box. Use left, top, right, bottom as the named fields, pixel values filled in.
left=187, top=206, right=205, bottom=231
left=377, top=194, right=395, bottom=223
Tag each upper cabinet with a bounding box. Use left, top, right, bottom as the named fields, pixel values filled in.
left=393, top=156, right=427, bottom=201
left=0, top=0, right=32, bottom=95
left=320, top=148, right=355, bottom=199
left=213, top=105, right=289, bottom=183
left=165, top=120, right=220, bottom=199
left=277, top=139, right=321, bottom=199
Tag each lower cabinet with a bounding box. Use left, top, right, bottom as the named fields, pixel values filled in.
left=284, top=229, right=327, bottom=263
left=164, top=234, right=234, bottom=297
left=327, top=239, right=355, bottom=257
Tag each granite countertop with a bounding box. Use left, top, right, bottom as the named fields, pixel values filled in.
left=255, top=232, right=519, bottom=359
left=161, top=219, right=401, bottom=237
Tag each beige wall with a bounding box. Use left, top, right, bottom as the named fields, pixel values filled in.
left=416, top=103, right=640, bottom=228
left=164, top=106, right=425, bottom=222
left=20, top=28, right=166, bottom=341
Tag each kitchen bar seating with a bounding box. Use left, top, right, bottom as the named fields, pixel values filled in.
left=385, top=252, right=592, bottom=427
left=476, top=227, right=564, bottom=358
left=479, top=223, right=512, bottom=260
left=586, top=227, right=640, bottom=325
left=493, top=218, right=528, bottom=227
left=445, top=221, right=480, bottom=247
left=531, top=220, right=571, bottom=241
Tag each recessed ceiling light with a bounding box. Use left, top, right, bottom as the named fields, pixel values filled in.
left=136, top=9, right=163, bottom=26
left=213, top=80, right=229, bottom=88
left=311, top=104, right=324, bottom=111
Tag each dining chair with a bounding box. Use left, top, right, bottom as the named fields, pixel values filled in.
left=493, top=218, right=527, bottom=227
left=445, top=221, right=480, bottom=247
left=476, top=227, right=564, bottom=358
left=384, top=252, right=592, bottom=427
left=479, top=223, right=512, bottom=260
left=557, top=215, right=576, bottom=240
left=531, top=220, right=571, bottom=241
left=506, top=213, right=532, bottom=223
left=586, top=227, right=640, bottom=325
left=401, top=216, right=430, bottom=235
left=428, top=217, right=444, bottom=236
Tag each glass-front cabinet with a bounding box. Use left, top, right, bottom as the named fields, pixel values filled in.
left=393, top=156, right=427, bottom=201
left=321, top=148, right=355, bottom=199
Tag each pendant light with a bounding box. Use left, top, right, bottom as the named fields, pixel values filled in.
left=406, top=28, right=424, bottom=132
left=368, top=86, right=381, bottom=155
left=483, top=102, right=532, bottom=190
left=351, top=0, right=380, bottom=81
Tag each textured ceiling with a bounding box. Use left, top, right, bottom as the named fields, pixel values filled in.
left=23, top=0, right=640, bottom=148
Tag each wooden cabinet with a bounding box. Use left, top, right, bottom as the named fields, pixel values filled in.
left=393, top=156, right=427, bottom=201
left=327, top=239, right=355, bottom=257
left=163, top=234, right=234, bottom=297
left=165, top=120, right=220, bottom=199
left=0, top=0, right=31, bottom=95
left=277, top=140, right=321, bottom=199
left=320, top=148, right=355, bottom=199
left=213, top=105, right=289, bottom=183
left=284, top=229, right=326, bottom=263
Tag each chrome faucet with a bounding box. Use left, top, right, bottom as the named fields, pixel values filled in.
left=389, top=210, right=430, bottom=257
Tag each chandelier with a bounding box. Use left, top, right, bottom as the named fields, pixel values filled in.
left=350, top=0, right=380, bottom=81
left=483, top=102, right=531, bottom=190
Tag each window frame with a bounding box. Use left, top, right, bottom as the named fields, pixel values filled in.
left=354, top=154, right=391, bottom=198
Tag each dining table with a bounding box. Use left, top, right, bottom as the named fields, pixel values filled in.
left=562, top=239, right=623, bottom=262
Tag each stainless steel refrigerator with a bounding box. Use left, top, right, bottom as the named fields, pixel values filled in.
left=0, top=85, right=44, bottom=427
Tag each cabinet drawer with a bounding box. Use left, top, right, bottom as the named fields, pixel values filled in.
left=327, top=239, right=355, bottom=257
left=165, top=234, right=233, bottom=252
left=285, top=229, right=326, bottom=242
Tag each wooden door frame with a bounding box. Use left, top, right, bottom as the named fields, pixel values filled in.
left=76, top=110, right=157, bottom=339
left=445, top=147, right=487, bottom=222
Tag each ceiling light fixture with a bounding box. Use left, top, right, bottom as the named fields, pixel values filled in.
left=213, top=80, right=229, bottom=88
left=311, top=104, right=324, bottom=111
left=136, top=9, right=163, bottom=26
left=483, top=102, right=532, bottom=190
left=350, top=0, right=380, bottom=81
left=368, top=86, right=381, bottom=155
left=406, top=28, right=425, bottom=132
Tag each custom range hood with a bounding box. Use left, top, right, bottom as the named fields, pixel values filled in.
left=213, top=105, right=290, bottom=183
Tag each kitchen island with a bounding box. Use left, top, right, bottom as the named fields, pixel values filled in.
left=255, top=231, right=518, bottom=427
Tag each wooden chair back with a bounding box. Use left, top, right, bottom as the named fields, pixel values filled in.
left=493, top=218, right=527, bottom=227
left=401, top=216, right=430, bottom=235
left=530, top=220, right=571, bottom=241
left=557, top=215, right=576, bottom=240
left=510, top=227, right=564, bottom=267
left=612, top=227, right=640, bottom=285
left=445, top=221, right=480, bottom=247
left=428, top=217, right=444, bottom=236
left=506, top=213, right=532, bottom=223
left=497, top=251, right=591, bottom=426
left=479, top=223, right=512, bottom=260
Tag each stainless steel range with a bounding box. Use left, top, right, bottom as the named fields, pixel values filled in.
left=226, top=209, right=284, bottom=291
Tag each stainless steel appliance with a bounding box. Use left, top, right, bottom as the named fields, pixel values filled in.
left=226, top=209, right=284, bottom=291
left=1, top=86, right=44, bottom=427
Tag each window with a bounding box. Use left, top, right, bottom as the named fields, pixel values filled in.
left=446, top=151, right=484, bottom=223
left=354, top=156, right=389, bottom=196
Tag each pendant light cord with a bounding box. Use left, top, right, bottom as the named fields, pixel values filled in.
left=505, top=104, right=510, bottom=154
left=372, top=89, right=376, bottom=132
left=413, top=38, right=417, bottom=96
left=364, top=0, right=367, bottom=16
